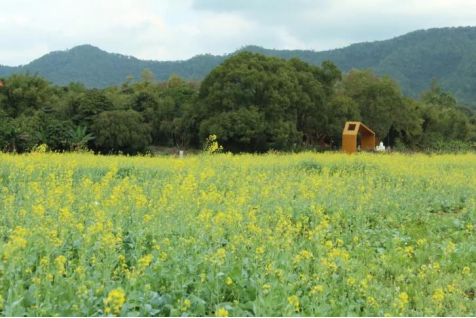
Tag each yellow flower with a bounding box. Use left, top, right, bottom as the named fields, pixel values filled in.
left=432, top=288, right=444, bottom=304
left=184, top=298, right=191, bottom=309
left=226, top=277, right=233, bottom=286
left=138, top=254, right=153, bottom=270
left=346, top=277, right=356, bottom=286
left=394, top=292, right=409, bottom=311
left=216, top=308, right=229, bottom=317
left=359, top=279, right=369, bottom=292
left=287, top=295, right=300, bottom=312
left=398, top=292, right=409, bottom=305
left=77, top=285, right=88, bottom=299
left=446, top=284, right=455, bottom=293
left=75, top=265, right=86, bottom=279
left=417, top=238, right=427, bottom=247
left=40, top=257, right=49, bottom=267
left=294, top=250, right=314, bottom=262
left=403, top=246, right=414, bottom=258
left=367, top=296, right=378, bottom=308
left=462, top=266, right=470, bottom=275
left=445, top=241, right=456, bottom=254
left=301, top=250, right=314, bottom=259
left=32, top=204, right=45, bottom=218
left=262, top=284, right=271, bottom=291
left=104, top=288, right=126, bottom=316
left=204, top=135, right=223, bottom=154
left=217, top=248, right=226, bottom=258
left=311, top=285, right=324, bottom=294
left=54, top=255, right=67, bottom=276
left=179, top=298, right=192, bottom=311
left=160, top=252, right=168, bottom=261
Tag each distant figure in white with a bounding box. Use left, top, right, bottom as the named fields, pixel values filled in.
left=376, top=142, right=386, bottom=152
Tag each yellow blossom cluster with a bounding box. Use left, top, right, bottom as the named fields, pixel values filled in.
left=104, top=289, right=126, bottom=315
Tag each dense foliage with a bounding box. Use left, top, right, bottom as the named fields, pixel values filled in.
left=1, top=52, right=475, bottom=154
left=0, top=151, right=475, bottom=316
left=2, top=27, right=476, bottom=109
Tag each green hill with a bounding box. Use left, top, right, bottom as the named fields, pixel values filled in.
left=0, top=45, right=225, bottom=88
left=1, top=26, right=476, bottom=108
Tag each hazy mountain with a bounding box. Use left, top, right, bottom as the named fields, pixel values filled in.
left=1, top=26, right=476, bottom=108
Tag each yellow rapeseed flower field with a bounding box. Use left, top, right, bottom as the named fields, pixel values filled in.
left=0, top=151, right=475, bottom=316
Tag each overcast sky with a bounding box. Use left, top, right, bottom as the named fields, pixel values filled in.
left=1, top=0, right=475, bottom=66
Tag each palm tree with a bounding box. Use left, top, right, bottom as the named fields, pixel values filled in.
left=68, top=126, right=95, bottom=151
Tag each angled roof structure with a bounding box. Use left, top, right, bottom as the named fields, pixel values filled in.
left=342, top=121, right=376, bottom=154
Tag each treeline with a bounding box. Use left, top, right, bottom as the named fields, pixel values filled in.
left=1, top=52, right=475, bottom=154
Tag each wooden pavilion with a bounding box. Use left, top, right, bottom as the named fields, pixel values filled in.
left=342, top=121, right=376, bottom=154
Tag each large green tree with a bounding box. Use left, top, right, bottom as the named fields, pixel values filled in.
left=198, top=52, right=339, bottom=151
left=91, top=110, right=151, bottom=154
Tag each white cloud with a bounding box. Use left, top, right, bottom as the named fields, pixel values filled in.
left=0, top=0, right=475, bottom=66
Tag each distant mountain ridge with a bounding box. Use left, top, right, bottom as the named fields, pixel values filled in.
left=2, top=26, right=476, bottom=108
left=0, top=45, right=225, bottom=88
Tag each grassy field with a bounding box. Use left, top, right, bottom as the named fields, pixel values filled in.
left=0, top=151, right=475, bottom=316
